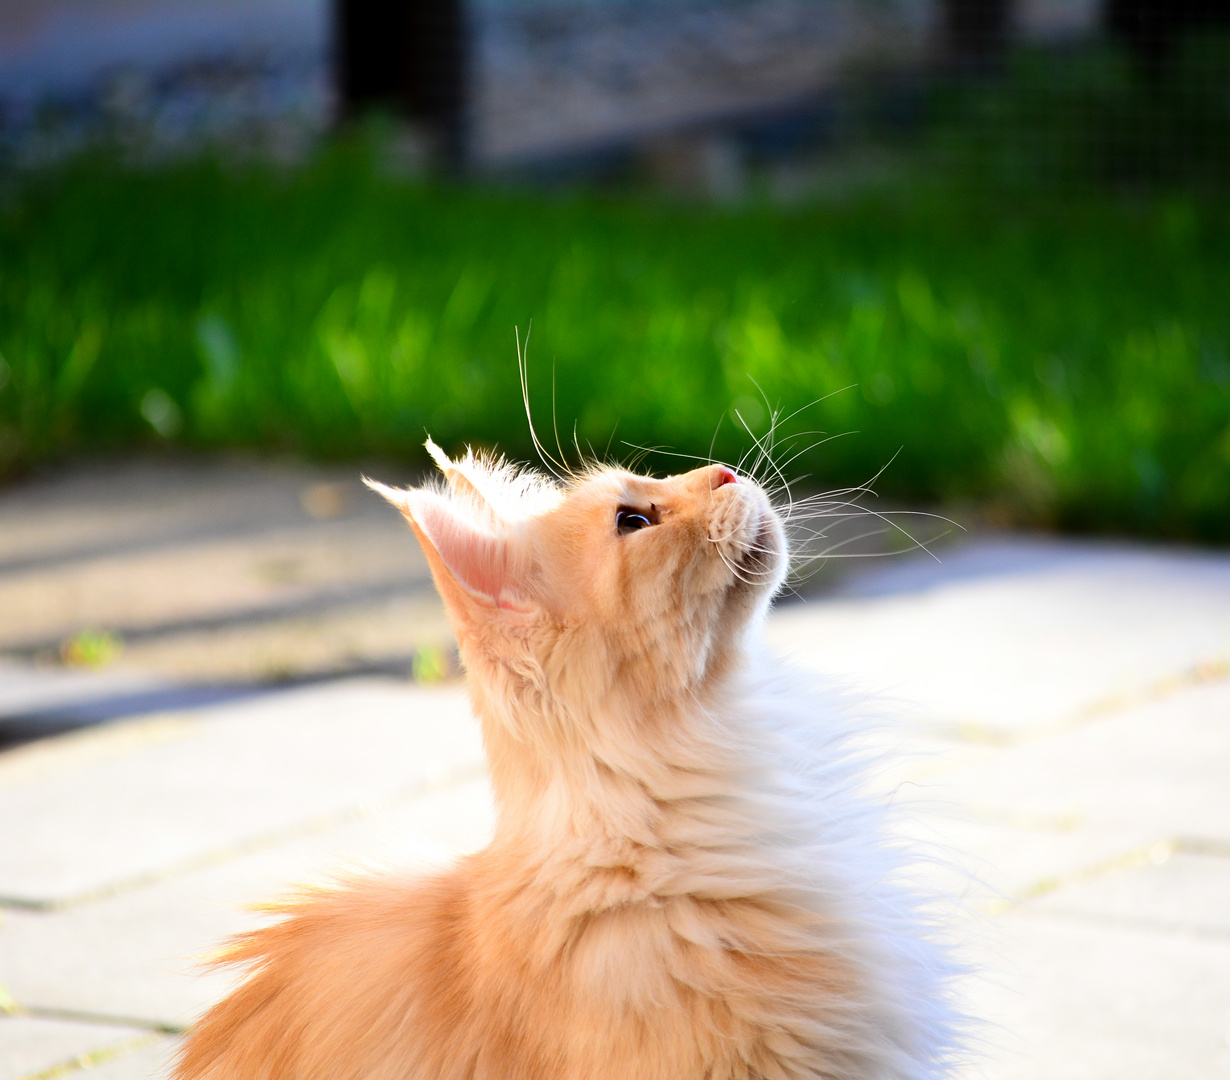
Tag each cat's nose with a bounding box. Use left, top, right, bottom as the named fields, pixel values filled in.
left=710, top=466, right=738, bottom=489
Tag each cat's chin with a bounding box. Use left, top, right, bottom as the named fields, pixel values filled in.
left=730, top=508, right=785, bottom=593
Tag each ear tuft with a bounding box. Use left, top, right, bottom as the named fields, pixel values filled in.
left=424, top=436, right=487, bottom=506
left=424, top=436, right=452, bottom=473
left=362, top=476, right=413, bottom=514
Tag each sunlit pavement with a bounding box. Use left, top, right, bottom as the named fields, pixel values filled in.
left=0, top=458, right=451, bottom=697
left=2, top=464, right=1229, bottom=1080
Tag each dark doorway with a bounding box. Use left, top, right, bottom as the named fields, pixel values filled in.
left=939, top=0, right=1014, bottom=73
left=1105, top=0, right=1230, bottom=79
left=335, top=0, right=468, bottom=167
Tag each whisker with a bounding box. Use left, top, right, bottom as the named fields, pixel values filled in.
left=602, top=420, right=621, bottom=466
left=734, top=409, right=795, bottom=513
left=708, top=412, right=724, bottom=473
left=550, top=358, right=571, bottom=475
left=620, top=441, right=720, bottom=470
left=516, top=325, right=569, bottom=481
left=774, top=431, right=857, bottom=474
left=766, top=385, right=858, bottom=432
left=706, top=535, right=780, bottom=585
left=571, top=420, right=583, bottom=468
left=710, top=542, right=754, bottom=586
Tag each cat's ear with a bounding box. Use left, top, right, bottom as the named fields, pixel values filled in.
left=364, top=478, right=536, bottom=617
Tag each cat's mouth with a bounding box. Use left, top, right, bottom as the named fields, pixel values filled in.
left=707, top=483, right=784, bottom=591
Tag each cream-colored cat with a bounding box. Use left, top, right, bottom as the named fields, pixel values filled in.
left=174, top=440, right=957, bottom=1080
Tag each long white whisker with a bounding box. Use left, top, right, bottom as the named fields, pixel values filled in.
left=550, top=358, right=571, bottom=476
left=708, top=412, right=724, bottom=473
left=516, top=324, right=569, bottom=480
left=774, top=431, right=857, bottom=474
left=735, top=409, right=794, bottom=512
left=620, top=441, right=720, bottom=469
left=770, top=385, right=858, bottom=431
left=710, top=541, right=755, bottom=586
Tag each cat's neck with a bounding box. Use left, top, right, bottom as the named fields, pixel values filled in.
left=471, top=664, right=764, bottom=861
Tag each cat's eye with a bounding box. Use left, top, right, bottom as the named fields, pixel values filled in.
left=616, top=508, right=654, bottom=535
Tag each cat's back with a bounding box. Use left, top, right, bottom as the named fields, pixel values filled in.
left=174, top=867, right=501, bottom=1080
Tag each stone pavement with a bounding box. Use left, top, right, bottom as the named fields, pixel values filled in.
left=2, top=462, right=1229, bottom=1080
left=0, top=457, right=451, bottom=698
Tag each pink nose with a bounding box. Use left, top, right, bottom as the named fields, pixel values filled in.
left=712, top=466, right=738, bottom=488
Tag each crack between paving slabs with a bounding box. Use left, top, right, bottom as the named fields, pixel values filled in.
left=1174, top=835, right=1230, bottom=860
left=1, top=990, right=180, bottom=1080
left=1015, top=903, right=1230, bottom=944
left=984, top=836, right=1230, bottom=940
left=937, top=653, right=1230, bottom=749
left=2, top=1000, right=180, bottom=1035
left=13, top=1030, right=170, bottom=1080
left=0, top=761, right=488, bottom=913
left=0, top=649, right=461, bottom=734
left=989, top=839, right=1179, bottom=913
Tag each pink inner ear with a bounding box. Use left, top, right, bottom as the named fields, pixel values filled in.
left=413, top=494, right=530, bottom=612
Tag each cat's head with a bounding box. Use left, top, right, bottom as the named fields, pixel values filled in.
left=367, top=439, right=786, bottom=722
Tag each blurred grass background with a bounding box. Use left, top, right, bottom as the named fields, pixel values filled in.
left=1, top=38, right=1228, bottom=541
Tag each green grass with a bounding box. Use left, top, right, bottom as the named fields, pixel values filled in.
left=1, top=145, right=1228, bottom=540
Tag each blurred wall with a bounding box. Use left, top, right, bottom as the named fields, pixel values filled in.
left=1018, top=0, right=1102, bottom=38
left=0, top=0, right=1104, bottom=106
left=0, top=0, right=328, bottom=99
left=471, top=0, right=1103, bottom=165
left=0, top=0, right=1105, bottom=163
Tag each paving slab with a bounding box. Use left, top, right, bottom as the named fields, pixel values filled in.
left=1034, top=849, right=1230, bottom=939
left=0, top=1016, right=150, bottom=1080
left=0, top=459, right=406, bottom=573
left=0, top=658, right=334, bottom=744
left=0, top=777, right=494, bottom=1026
left=0, top=458, right=445, bottom=684
left=2, top=487, right=1229, bottom=1080
left=937, top=681, right=1230, bottom=841
left=960, top=909, right=1230, bottom=1080
left=53, top=1037, right=180, bottom=1080
left=0, top=519, right=432, bottom=655
left=899, top=813, right=1161, bottom=915
left=768, top=538, right=1230, bottom=740
left=107, top=596, right=453, bottom=684
left=0, top=680, right=483, bottom=907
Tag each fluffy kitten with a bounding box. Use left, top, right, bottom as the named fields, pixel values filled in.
left=174, top=439, right=957, bottom=1080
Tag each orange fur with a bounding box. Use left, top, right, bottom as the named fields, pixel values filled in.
left=175, top=448, right=956, bottom=1080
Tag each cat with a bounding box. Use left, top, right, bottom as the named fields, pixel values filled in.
left=173, top=437, right=958, bottom=1080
